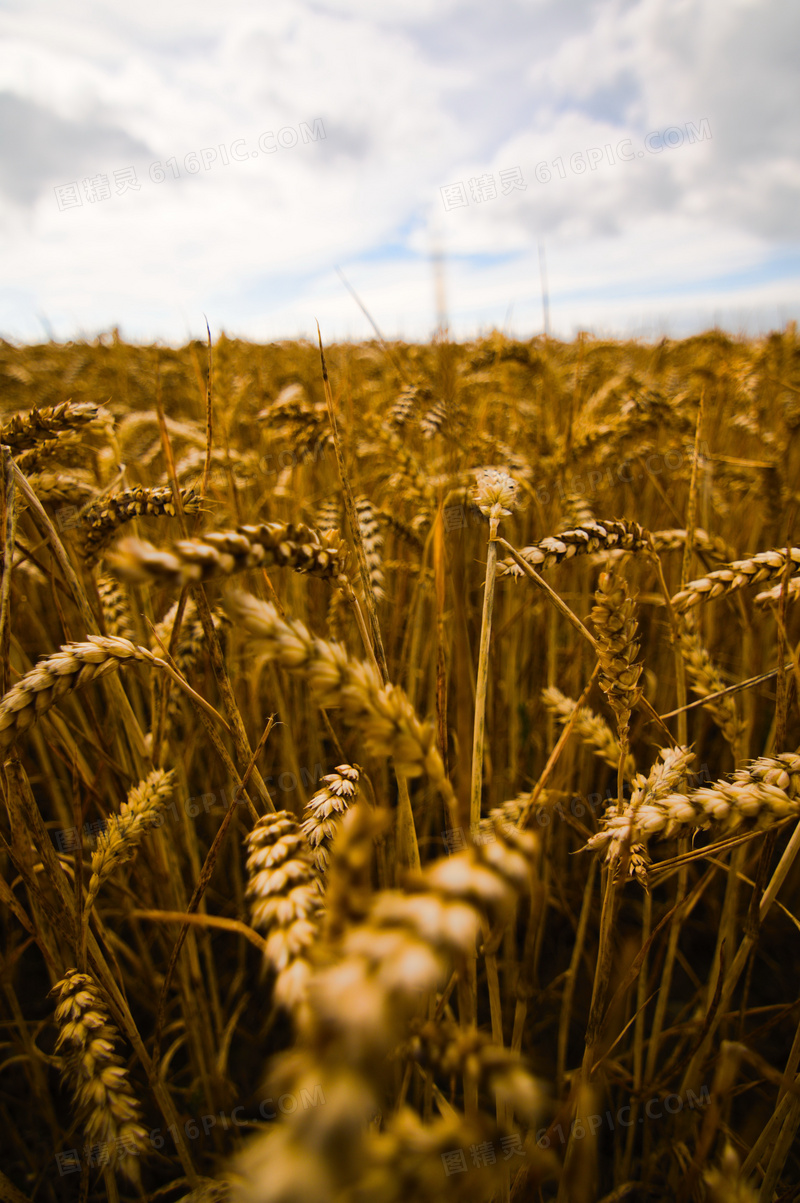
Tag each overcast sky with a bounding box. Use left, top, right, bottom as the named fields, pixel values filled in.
left=1, top=0, right=798, bottom=344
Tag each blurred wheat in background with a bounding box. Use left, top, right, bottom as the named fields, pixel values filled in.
left=1, top=325, right=799, bottom=1202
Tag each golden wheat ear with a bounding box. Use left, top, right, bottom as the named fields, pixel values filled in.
left=590, top=569, right=643, bottom=737
left=671, top=546, right=800, bottom=611
left=50, top=969, right=148, bottom=1182
left=498, top=518, right=650, bottom=578
left=81, top=484, right=202, bottom=563
left=108, top=521, right=345, bottom=586
left=1, top=401, right=106, bottom=451
left=300, top=764, right=361, bottom=879
left=542, top=685, right=637, bottom=779
left=244, top=811, right=323, bottom=1011
left=96, top=573, right=135, bottom=640
left=84, top=769, right=175, bottom=918
left=0, top=635, right=147, bottom=749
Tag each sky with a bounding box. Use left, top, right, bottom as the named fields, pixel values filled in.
left=0, top=0, right=798, bottom=345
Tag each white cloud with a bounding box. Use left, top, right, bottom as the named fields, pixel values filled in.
left=0, top=0, right=797, bottom=343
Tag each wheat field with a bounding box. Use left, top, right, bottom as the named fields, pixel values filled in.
left=0, top=326, right=799, bottom=1203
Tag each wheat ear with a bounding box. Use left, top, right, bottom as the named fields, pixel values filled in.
left=497, top=519, right=649, bottom=579
left=300, top=764, right=361, bottom=877
left=232, top=814, right=543, bottom=1203
left=354, top=498, right=386, bottom=602
left=50, top=969, right=148, bottom=1181
left=84, top=769, right=175, bottom=918
left=245, top=811, right=323, bottom=1010
left=97, top=574, right=135, bottom=641
left=542, top=685, right=637, bottom=779
left=109, top=522, right=344, bottom=587
left=677, top=623, right=745, bottom=758
left=224, top=591, right=456, bottom=818
left=23, top=470, right=97, bottom=506
left=671, top=546, right=800, bottom=611
left=2, top=402, right=105, bottom=451
left=0, top=633, right=223, bottom=749
left=0, top=636, right=147, bottom=748
left=81, top=485, right=202, bottom=563
left=584, top=751, right=800, bottom=864
left=590, top=570, right=643, bottom=740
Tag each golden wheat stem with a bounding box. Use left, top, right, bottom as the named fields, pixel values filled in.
left=471, top=536, right=497, bottom=831
left=647, top=540, right=689, bottom=748
left=153, top=362, right=274, bottom=811
left=642, top=840, right=689, bottom=1090
left=0, top=1168, right=32, bottom=1203
left=556, top=856, right=598, bottom=1092
left=130, top=910, right=270, bottom=954
left=759, top=1100, right=800, bottom=1203
left=0, top=448, right=18, bottom=699
left=620, top=888, right=652, bottom=1179
left=681, top=383, right=706, bottom=590
left=198, top=318, right=214, bottom=521
left=558, top=867, right=618, bottom=1199
left=150, top=717, right=272, bottom=1079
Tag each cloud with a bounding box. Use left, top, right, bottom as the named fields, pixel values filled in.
left=0, top=0, right=797, bottom=342
left=0, top=92, right=153, bottom=206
